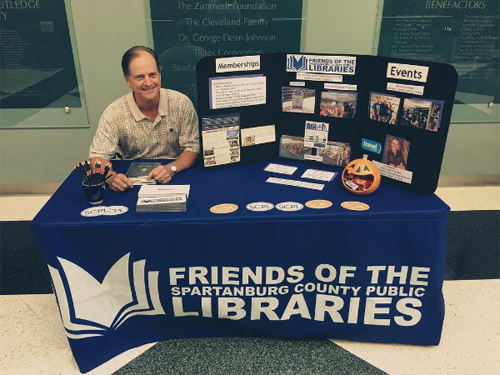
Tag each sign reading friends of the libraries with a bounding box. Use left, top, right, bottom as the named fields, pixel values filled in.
left=377, top=0, right=499, bottom=105
left=0, top=0, right=81, bottom=109
left=150, top=0, right=303, bottom=107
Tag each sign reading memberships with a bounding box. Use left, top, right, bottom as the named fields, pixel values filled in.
left=150, top=1, right=303, bottom=107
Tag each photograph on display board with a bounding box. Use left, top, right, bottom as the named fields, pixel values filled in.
left=279, top=135, right=312, bottom=161
left=382, top=135, right=410, bottom=171
left=201, top=113, right=241, bottom=168
left=319, top=91, right=357, bottom=118
left=304, top=120, right=329, bottom=149
left=369, top=92, right=400, bottom=124
left=317, top=141, right=351, bottom=167
left=400, top=98, right=444, bottom=132
left=282, top=87, right=316, bottom=114
left=242, top=135, right=256, bottom=147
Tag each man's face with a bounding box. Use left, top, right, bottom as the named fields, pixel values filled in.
left=391, top=139, right=400, bottom=153
left=125, top=52, right=161, bottom=103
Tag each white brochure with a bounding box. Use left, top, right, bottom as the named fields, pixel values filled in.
left=138, top=185, right=191, bottom=198
left=266, top=177, right=324, bottom=191
left=301, top=169, right=337, bottom=182
left=264, top=163, right=297, bottom=175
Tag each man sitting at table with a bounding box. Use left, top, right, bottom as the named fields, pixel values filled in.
left=89, top=45, right=199, bottom=192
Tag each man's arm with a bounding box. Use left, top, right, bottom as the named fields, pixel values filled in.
left=147, top=151, right=198, bottom=184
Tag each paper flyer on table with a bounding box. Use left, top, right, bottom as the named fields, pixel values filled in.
left=264, top=163, right=297, bottom=175
left=266, top=177, right=324, bottom=191
left=138, top=185, right=191, bottom=198
left=301, top=169, right=337, bottom=182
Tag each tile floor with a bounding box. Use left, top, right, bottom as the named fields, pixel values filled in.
left=0, top=186, right=499, bottom=375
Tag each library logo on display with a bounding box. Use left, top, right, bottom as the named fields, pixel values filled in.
left=48, top=253, right=165, bottom=340
left=210, top=203, right=239, bottom=214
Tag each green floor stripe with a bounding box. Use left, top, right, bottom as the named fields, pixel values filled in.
left=112, top=337, right=387, bottom=375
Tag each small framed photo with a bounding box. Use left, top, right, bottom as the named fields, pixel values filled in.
left=282, top=87, right=316, bottom=114
left=279, top=135, right=312, bottom=161
left=401, top=98, right=444, bottom=132
left=382, top=135, right=410, bottom=170
left=369, top=92, right=400, bottom=125
left=317, top=141, right=351, bottom=167
left=319, top=91, right=357, bottom=118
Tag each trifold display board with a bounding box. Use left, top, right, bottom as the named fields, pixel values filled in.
left=196, top=53, right=457, bottom=195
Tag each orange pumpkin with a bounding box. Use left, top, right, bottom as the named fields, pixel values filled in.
left=342, top=154, right=380, bottom=195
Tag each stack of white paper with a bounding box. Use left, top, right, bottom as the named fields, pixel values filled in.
left=136, top=185, right=190, bottom=212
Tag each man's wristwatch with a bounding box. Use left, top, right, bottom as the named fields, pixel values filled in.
left=168, top=163, right=177, bottom=176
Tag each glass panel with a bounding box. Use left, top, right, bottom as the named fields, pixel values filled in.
left=149, top=0, right=303, bottom=108
left=374, top=0, right=500, bottom=123
left=0, top=0, right=88, bottom=128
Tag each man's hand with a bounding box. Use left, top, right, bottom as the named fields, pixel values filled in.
left=147, top=165, right=173, bottom=184
left=107, top=173, right=134, bottom=192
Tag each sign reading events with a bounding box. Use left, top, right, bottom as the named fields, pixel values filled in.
left=150, top=0, right=303, bottom=107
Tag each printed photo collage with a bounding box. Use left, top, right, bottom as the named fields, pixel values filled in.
left=201, top=112, right=278, bottom=168
left=369, top=91, right=444, bottom=132
left=201, top=113, right=241, bottom=168
left=367, top=92, right=444, bottom=182
left=280, top=86, right=357, bottom=167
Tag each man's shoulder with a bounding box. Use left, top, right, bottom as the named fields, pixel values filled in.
left=162, top=88, right=192, bottom=105
left=101, top=93, right=130, bottom=117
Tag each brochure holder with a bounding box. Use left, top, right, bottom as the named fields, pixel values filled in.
left=196, top=53, right=457, bottom=195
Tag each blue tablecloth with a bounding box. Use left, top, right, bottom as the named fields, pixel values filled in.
left=30, top=160, right=449, bottom=373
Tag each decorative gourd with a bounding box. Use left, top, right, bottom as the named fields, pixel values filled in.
left=342, top=154, right=380, bottom=195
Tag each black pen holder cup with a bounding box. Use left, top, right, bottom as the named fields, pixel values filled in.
left=83, top=181, right=106, bottom=205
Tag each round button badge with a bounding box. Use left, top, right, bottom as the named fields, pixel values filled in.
left=341, top=201, right=370, bottom=211
left=210, top=203, right=239, bottom=214
left=305, top=199, right=333, bottom=209
left=246, top=202, right=274, bottom=212
left=275, top=202, right=304, bottom=212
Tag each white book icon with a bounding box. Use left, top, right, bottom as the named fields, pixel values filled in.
left=49, top=253, right=165, bottom=339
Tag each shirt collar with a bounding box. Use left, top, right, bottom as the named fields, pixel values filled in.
left=126, top=89, right=167, bottom=121
left=158, top=88, right=167, bottom=117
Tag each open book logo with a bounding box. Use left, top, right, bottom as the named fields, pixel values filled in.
left=287, top=55, right=307, bottom=71
left=48, top=253, right=165, bottom=340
